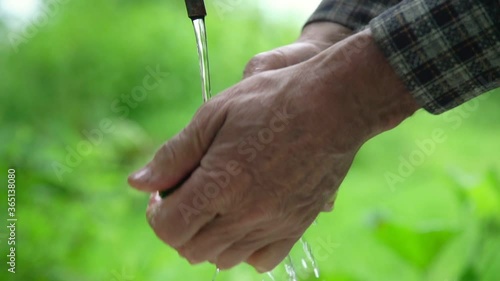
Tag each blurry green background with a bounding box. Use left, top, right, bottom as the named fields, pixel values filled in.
left=0, top=0, right=499, bottom=280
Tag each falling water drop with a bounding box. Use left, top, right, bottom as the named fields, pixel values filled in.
left=300, top=238, right=320, bottom=278
left=264, top=272, right=276, bottom=281
left=284, top=255, right=298, bottom=281
left=212, top=268, right=220, bottom=281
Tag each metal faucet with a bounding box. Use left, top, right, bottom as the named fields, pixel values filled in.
left=185, top=0, right=207, bottom=20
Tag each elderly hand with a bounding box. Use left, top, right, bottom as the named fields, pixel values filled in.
left=244, top=21, right=352, bottom=213
left=128, top=29, right=419, bottom=272
left=243, top=22, right=352, bottom=78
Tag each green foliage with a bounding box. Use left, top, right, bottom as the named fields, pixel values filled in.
left=0, top=1, right=498, bottom=281
left=374, top=221, right=456, bottom=270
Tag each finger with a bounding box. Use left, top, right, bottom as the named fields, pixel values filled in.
left=178, top=216, right=251, bottom=265
left=243, top=42, right=326, bottom=79
left=180, top=205, right=274, bottom=265
left=246, top=238, right=297, bottom=273
left=214, top=234, right=276, bottom=270
left=145, top=167, right=219, bottom=248
left=128, top=99, right=227, bottom=192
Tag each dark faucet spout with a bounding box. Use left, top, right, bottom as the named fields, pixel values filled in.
left=185, top=0, right=207, bottom=20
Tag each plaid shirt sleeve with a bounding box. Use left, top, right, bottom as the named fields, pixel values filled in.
left=306, top=0, right=401, bottom=31
left=370, top=0, right=500, bottom=114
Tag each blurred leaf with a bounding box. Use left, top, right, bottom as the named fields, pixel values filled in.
left=466, top=172, right=500, bottom=220
left=374, top=221, right=456, bottom=270
left=425, top=218, right=479, bottom=281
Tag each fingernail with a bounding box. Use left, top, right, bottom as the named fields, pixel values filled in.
left=130, top=166, right=150, bottom=183
left=148, top=192, right=161, bottom=205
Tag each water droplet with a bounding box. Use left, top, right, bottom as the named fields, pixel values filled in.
left=300, top=238, right=320, bottom=278
left=265, top=272, right=276, bottom=281
left=211, top=267, right=220, bottom=281
left=284, top=255, right=298, bottom=281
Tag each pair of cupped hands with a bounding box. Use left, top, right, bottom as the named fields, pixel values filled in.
left=128, top=22, right=420, bottom=272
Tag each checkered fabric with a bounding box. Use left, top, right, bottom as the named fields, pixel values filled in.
left=308, top=0, right=500, bottom=114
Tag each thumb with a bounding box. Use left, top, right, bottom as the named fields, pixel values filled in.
left=128, top=99, right=227, bottom=192
left=243, top=41, right=327, bottom=79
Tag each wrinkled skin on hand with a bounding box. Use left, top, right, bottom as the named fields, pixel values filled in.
left=244, top=22, right=352, bottom=78
left=130, top=68, right=357, bottom=271
left=128, top=29, right=419, bottom=272
left=243, top=22, right=353, bottom=212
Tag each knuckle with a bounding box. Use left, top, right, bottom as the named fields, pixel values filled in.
left=243, top=52, right=274, bottom=76
left=263, top=261, right=279, bottom=272
left=156, top=230, right=182, bottom=249
left=195, top=99, right=217, bottom=119
left=179, top=245, right=204, bottom=265
left=245, top=259, right=257, bottom=269
left=185, top=256, right=201, bottom=265
left=216, top=260, right=237, bottom=270
left=247, top=260, right=272, bottom=273
left=186, top=254, right=203, bottom=265
left=190, top=98, right=228, bottom=144
left=147, top=212, right=183, bottom=248
left=245, top=53, right=265, bottom=70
